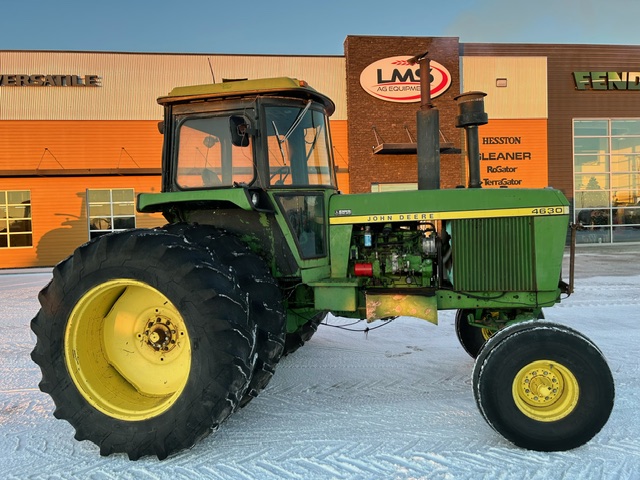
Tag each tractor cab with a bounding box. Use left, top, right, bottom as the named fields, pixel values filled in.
left=140, top=78, right=340, bottom=273
left=156, top=77, right=338, bottom=193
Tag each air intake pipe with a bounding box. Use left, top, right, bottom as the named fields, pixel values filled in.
left=455, top=92, right=488, bottom=188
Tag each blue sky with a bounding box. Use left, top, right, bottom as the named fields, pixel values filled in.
left=1, top=0, right=638, bottom=54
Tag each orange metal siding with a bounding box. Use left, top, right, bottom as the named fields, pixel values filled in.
left=0, top=119, right=347, bottom=173
left=0, top=176, right=163, bottom=268
left=330, top=120, right=350, bottom=193
left=0, top=117, right=349, bottom=268
left=0, top=120, right=162, bottom=171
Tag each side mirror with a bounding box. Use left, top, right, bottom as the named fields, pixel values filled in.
left=230, top=116, right=250, bottom=147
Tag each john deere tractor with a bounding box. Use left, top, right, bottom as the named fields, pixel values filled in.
left=31, top=58, right=615, bottom=460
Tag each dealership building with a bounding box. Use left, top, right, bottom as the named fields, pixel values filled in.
left=1, top=35, right=639, bottom=268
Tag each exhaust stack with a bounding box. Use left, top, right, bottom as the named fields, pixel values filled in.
left=455, top=92, right=488, bottom=188
left=409, top=52, right=440, bottom=190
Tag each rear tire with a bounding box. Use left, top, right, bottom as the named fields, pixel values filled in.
left=31, top=228, right=255, bottom=459
left=472, top=321, right=614, bottom=451
left=162, top=224, right=286, bottom=407
left=283, top=311, right=326, bottom=355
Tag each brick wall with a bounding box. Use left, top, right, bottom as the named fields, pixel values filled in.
left=344, top=36, right=464, bottom=193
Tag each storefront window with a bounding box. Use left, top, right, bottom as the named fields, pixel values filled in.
left=611, top=120, right=640, bottom=136
left=0, top=190, right=32, bottom=248
left=574, top=120, right=608, bottom=136
left=574, top=119, right=640, bottom=243
left=87, top=189, right=136, bottom=240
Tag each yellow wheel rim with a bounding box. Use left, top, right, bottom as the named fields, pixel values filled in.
left=481, top=328, right=494, bottom=341
left=512, top=360, right=579, bottom=422
left=64, top=279, right=191, bottom=421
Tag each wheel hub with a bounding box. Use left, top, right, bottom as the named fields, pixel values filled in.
left=520, top=367, right=560, bottom=405
left=512, top=359, right=579, bottom=422
left=142, top=315, right=179, bottom=352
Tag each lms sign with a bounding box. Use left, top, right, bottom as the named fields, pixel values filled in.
left=359, top=56, right=452, bottom=103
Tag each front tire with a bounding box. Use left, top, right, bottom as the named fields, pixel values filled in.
left=31, top=229, right=255, bottom=459
left=472, top=321, right=614, bottom=451
left=456, top=309, right=545, bottom=358
left=455, top=309, right=494, bottom=358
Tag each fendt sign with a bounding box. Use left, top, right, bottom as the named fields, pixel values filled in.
left=573, top=71, right=640, bottom=90
left=360, top=55, right=451, bottom=103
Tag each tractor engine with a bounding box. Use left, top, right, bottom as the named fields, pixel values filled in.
left=348, top=221, right=445, bottom=289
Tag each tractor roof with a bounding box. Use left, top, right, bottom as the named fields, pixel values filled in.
left=157, top=77, right=335, bottom=115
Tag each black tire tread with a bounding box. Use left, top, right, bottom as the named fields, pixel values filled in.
left=455, top=309, right=486, bottom=359
left=31, top=228, right=255, bottom=459
left=283, top=311, right=327, bottom=356
left=161, top=223, right=286, bottom=408
left=472, top=321, right=614, bottom=451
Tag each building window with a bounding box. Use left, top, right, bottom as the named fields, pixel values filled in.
left=0, top=190, right=32, bottom=248
left=574, top=119, right=640, bottom=244
left=87, top=189, right=136, bottom=240
left=371, top=183, right=417, bottom=192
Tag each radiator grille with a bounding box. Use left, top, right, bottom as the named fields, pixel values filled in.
left=451, top=217, right=535, bottom=292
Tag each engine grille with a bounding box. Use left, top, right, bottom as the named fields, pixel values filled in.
left=451, top=216, right=535, bottom=292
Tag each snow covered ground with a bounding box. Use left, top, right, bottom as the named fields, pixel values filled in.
left=2, top=247, right=640, bottom=479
